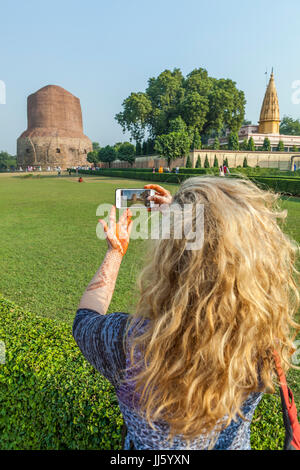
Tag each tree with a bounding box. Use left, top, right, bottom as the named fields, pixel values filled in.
left=195, top=156, right=202, bottom=168
left=191, top=129, right=202, bottom=150
left=168, top=116, right=187, bottom=133
left=146, top=139, right=155, bottom=155
left=213, top=137, right=220, bottom=150
left=136, top=141, right=142, bottom=155
left=115, top=92, right=152, bottom=143
left=213, top=155, right=219, bottom=168
left=277, top=140, right=284, bottom=152
left=116, top=67, right=245, bottom=142
left=142, top=141, right=147, bottom=155
left=241, top=138, right=248, bottom=150
left=154, top=131, right=191, bottom=167
left=92, top=142, right=101, bottom=152
left=292, top=145, right=299, bottom=152
left=98, top=145, right=117, bottom=168
left=204, top=154, right=210, bottom=168
left=280, top=116, right=300, bottom=135
left=247, top=136, right=255, bottom=151
left=228, top=131, right=239, bottom=150
left=87, top=150, right=99, bottom=165
left=117, top=142, right=136, bottom=166
left=223, top=157, right=229, bottom=167
left=0, top=151, right=16, bottom=170
left=186, top=155, right=192, bottom=168
left=262, top=137, right=271, bottom=151
left=243, top=157, right=248, bottom=168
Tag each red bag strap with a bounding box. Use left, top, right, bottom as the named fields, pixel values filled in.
left=273, top=350, right=291, bottom=408
left=273, top=350, right=300, bottom=450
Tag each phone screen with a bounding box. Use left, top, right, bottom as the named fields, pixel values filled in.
left=116, top=189, right=154, bottom=208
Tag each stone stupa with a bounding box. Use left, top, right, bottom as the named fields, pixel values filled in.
left=17, top=85, right=92, bottom=169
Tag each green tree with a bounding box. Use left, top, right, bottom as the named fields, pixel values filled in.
left=142, top=141, right=147, bottom=155
left=116, top=67, right=245, bottom=141
left=243, top=157, right=248, bottom=168
left=204, top=154, right=210, bottom=168
left=191, top=129, right=202, bottom=150
left=87, top=150, right=99, bottom=165
left=92, top=142, right=101, bottom=152
left=279, top=116, right=300, bottom=135
left=98, top=145, right=117, bottom=168
left=186, top=155, right=192, bottom=168
left=154, top=131, right=191, bottom=167
left=195, top=156, right=202, bottom=168
left=247, top=136, right=256, bottom=151
left=115, top=92, right=152, bottom=143
left=0, top=151, right=16, bottom=170
left=168, top=116, right=187, bottom=133
left=213, top=155, right=219, bottom=168
left=146, top=139, right=155, bottom=155
left=277, top=140, right=284, bottom=152
left=228, top=131, right=239, bottom=150
left=292, top=145, right=299, bottom=152
left=136, top=141, right=142, bottom=155
left=213, top=137, right=220, bottom=150
left=117, top=142, right=136, bottom=166
left=241, top=138, right=248, bottom=150
left=262, top=137, right=271, bottom=151
left=223, top=157, right=229, bottom=167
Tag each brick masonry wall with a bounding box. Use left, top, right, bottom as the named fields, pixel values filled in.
left=17, top=135, right=92, bottom=169
left=101, top=150, right=300, bottom=170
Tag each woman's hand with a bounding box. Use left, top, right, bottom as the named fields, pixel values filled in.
left=144, top=184, right=172, bottom=211
left=99, top=206, right=133, bottom=256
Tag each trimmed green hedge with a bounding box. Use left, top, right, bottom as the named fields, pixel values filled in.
left=0, top=296, right=123, bottom=450
left=74, top=169, right=300, bottom=196
left=0, top=296, right=287, bottom=449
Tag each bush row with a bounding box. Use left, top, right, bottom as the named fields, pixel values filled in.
left=0, top=296, right=286, bottom=449
left=75, top=169, right=300, bottom=196
left=0, top=296, right=123, bottom=449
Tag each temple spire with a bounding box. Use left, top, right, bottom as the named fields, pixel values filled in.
left=258, top=70, right=280, bottom=134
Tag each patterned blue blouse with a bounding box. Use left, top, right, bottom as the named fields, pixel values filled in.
left=73, top=308, right=263, bottom=450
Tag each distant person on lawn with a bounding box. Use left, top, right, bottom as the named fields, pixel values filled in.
left=73, top=177, right=300, bottom=450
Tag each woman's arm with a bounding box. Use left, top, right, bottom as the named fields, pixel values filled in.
left=78, top=206, right=132, bottom=315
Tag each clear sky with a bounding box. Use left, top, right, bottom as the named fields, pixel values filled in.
left=1, top=0, right=300, bottom=154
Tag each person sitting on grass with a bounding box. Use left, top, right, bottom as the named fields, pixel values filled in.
left=73, top=177, right=300, bottom=450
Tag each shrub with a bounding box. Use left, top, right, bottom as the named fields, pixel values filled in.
left=0, top=296, right=289, bottom=450
left=186, top=155, right=192, bottom=168
left=195, top=156, right=202, bottom=168
left=0, top=297, right=123, bottom=450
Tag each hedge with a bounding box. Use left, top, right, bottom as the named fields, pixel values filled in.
left=0, top=296, right=123, bottom=450
left=0, top=296, right=288, bottom=449
left=73, top=169, right=300, bottom=196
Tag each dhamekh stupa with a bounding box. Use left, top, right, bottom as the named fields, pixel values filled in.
left=17, top=85, right=92, bottom=169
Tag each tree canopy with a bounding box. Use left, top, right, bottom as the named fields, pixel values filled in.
left=0, top=151, right=16, bottom=170
left=154, top=131, right=191, bottom=166
left=116, top=141, right=136, bottom=166
left=115, top=67, right=246, bottom=143
left=98, top=145, right=117, bottom=167
left=280, top=116, right=300, bottom=135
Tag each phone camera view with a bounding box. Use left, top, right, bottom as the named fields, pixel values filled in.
left=121, top=189, right=151, bottom=208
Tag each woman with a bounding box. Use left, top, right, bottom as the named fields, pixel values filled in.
left=73, top=176, right=300, bottom=450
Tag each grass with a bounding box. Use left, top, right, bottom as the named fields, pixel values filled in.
left=0, top=172, right=299, bottom=449
left=0, top=173, right=177, bottom=323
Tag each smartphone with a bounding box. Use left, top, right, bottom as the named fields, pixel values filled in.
left=115, top=188, right=155, bottom=209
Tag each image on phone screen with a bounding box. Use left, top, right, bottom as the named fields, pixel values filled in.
left=116, top=189, right=154, bottom=208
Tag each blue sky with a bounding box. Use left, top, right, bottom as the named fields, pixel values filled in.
left=1, top=0, right=300, bottom=154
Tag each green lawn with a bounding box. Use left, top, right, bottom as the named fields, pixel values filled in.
left=0, top=173, right=177, bottom=323
left=0, top=172, right=299, bottom=449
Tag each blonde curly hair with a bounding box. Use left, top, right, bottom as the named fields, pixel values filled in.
left=124, top=176, right=300, bottom=443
